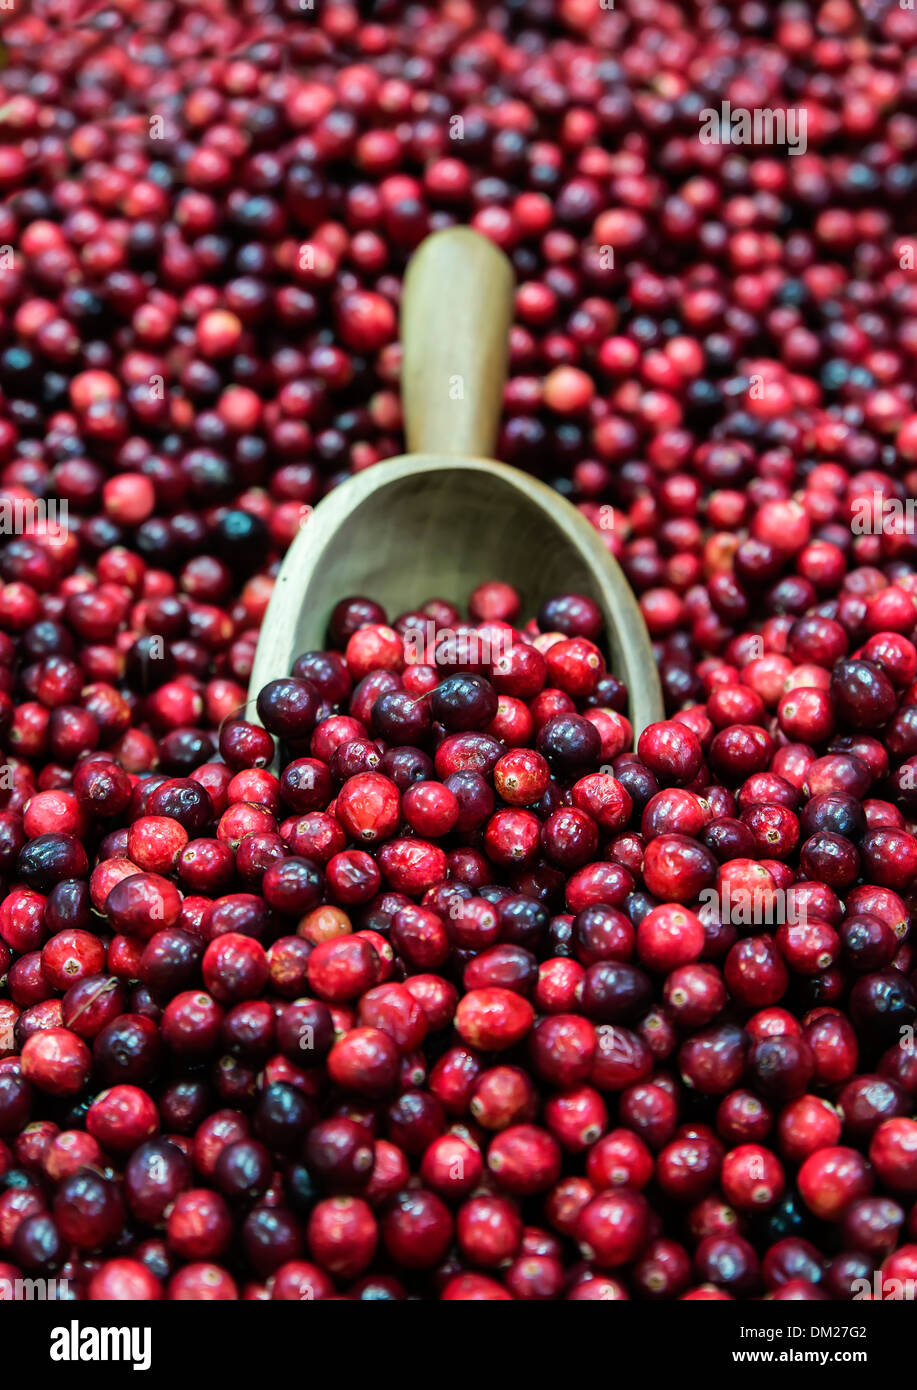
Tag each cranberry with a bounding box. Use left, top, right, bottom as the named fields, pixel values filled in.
left=21, top=1028, right=91, bottom=1097
left=637, top=904, right=705, bottom=972
left=869, top=1118, right=917, bottom=1194
left=386, top=1089, right=444, bottom=1156
left=456, top=1193, right=522, bottom=1267
left=487, top=1124, right=561, bottom=1195
left=831, top=660, right=897, bottom=730
left=105, top=873, right=182, bottom=941
left=306, top=1195, right=378, bottom=1280
left=168, top=1264, right=238, bottom=1301
left=94, top=1014, right=161, bottom=1086
left=87, top=1086, right=159, bottom=1154
left=721, top=1145, right=785, bottom=1212
left=850, top=970, right=917, bottom=1046
left=53, top=1169, right=125, bottom=1250
left=536, top=714, right=601, bottom=779
left=637, top=722, right=702, bottom=786
left=0, top=1074, right=32, bottom=1137
left=716, top=1090, right=772, bottom=1146
left=778, top=1095, right=842, bottom=1164
left=679, top=1025, right=747, bottom=1097
left=421, top=1133, right=483, bottom=1200
left=694, top=1235, right=761, bottom=1297
left=161, top=992, right=224, bottom=1058
left=381, top=1189, right=452, bottom=1269
left=241, top=1206, right=304, bottom=1277
left=402, top=781, right=459, bottom=836
left=798, top=1147, right=874, bottom=1222
left=327, top=1028, right=400, bottom=1098
left=843, top=1197, right=905, bottom=1260
left=88, top=1259, right=163, bottom=1301
left=125, top=1138, right=192, bottom=1226
left=431, top=675, right=498, bottom=731
left=454, top=988, right=535, bottom=1051
left=577, top=1189, right=650, bottom=1268
left=202, top=934, right=269, bottom=1004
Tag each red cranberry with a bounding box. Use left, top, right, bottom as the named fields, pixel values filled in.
left=798, top=1147, right=873, bottom=1221
left=382, top=1189, right=452, bottom=1269
left=577, top=1189, right=650, bottom=1268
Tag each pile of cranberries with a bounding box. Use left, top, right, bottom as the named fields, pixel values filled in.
left=2, top=578, right=917, bottom=1303
left=2, top=0, right=917, bottom=1303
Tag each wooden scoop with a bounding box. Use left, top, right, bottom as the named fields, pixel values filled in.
left=248, top=227, right=664, bottom=735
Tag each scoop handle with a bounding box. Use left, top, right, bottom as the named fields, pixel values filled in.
left=400, top=226, right=515, bottom=459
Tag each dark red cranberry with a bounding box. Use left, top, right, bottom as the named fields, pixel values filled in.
left=53, top=1169, right=125, bottom=1251
left=125, top=1139, right=192, bottom=1225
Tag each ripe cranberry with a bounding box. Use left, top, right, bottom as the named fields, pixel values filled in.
left=805, top=1012, right=859, bottom=1085
left=86, top=1086, right=159, bottom=1154
left=381, top=1189, right=452, bottom=1268
left=850, top=970, right=917, bottom=1046
left=840, top=1074, right=909, bottom=1141
left=336, top=772, right=401, bottom=844
left=778, top=1095, right=842, bottom=1163
left=21, top=1028, right=91, bottom=1097
left=536, top=714, right=601, bottom=778
left=307, top=937, right=378, bottom=1003
left=306, top=1195, right=378, bottom=1279
left=637, top=904, right=705, bottom=972
left=580, top=957, right=653, bottom=1024
left=843, top=1197, right=905, bottom=1260
left=679, top=1025, right=747, bottom=1096
left=41, top=929, right=106, bottom=990
left=633, top=1238, right=692, bottom=1300
left=721, top=1145, right=785, bottom=1211
left=530, top=1015, right=596, bottom=1088
left=53, top=1169, right=125, bottom=1250
left=798, top=1147, right=874, bottom=1221
left=431, top=675, right=498, bottom=731
left=213, top=1138, right=273, bottom=1203
left=761, top=1237, right=824, bottom=1292
left=384, top=1088, right=443, bottom=1157
left=327, top=1028, right=400, bottom=1098
left=487, top=1124, right=562, bottom=1195
left=638, top=1105, right=712, bottom=1187
left=44, top=1130, right=103, bottom=1181
left=167, top=1184, right=234, bottom=1262
left=457, top=1193, right=522, bottom=1267
left=105, top=872, right=182, bottom=940
left=830, top=659, right=897, bottom=729
left=402, top=781, right=459, bottom=836
left=125, top=1139, right=192, bottom=1225
left=420, top=1132, right=483, bottom=1199
left=746, top=1035, right=815, bottom=1101
left=869, top=1118, right=917, bottom=1194
left=83, top=1001, right=157, bottom=1082
left=160, top=992, right=224, bottom=1058
left=241, top=1207, right=304, bottom=1277
left=256, top=678, right=319, bottom=739
left=455, top=988, right=534, bottom=1051
left=665, top=965, right=727, bottom=1030
left=586, top=1130, right=653, bottom=1192
left=693, top=1234, right=760, bottom=1297
left=577, top=1189, right=650, bottom=1268
left=202, top=934, right=269, bottom=1004
left=377, top=837, right=448, bottom=896
left=138, top=931, right=201, bottom=1000
left=126, top=817, right=189, bottom=874
left=168, top=1264, right=239, bottom=1301
left=637, top=721, right=702, bottom=785
left=484, top=809, right=541, bottom=869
